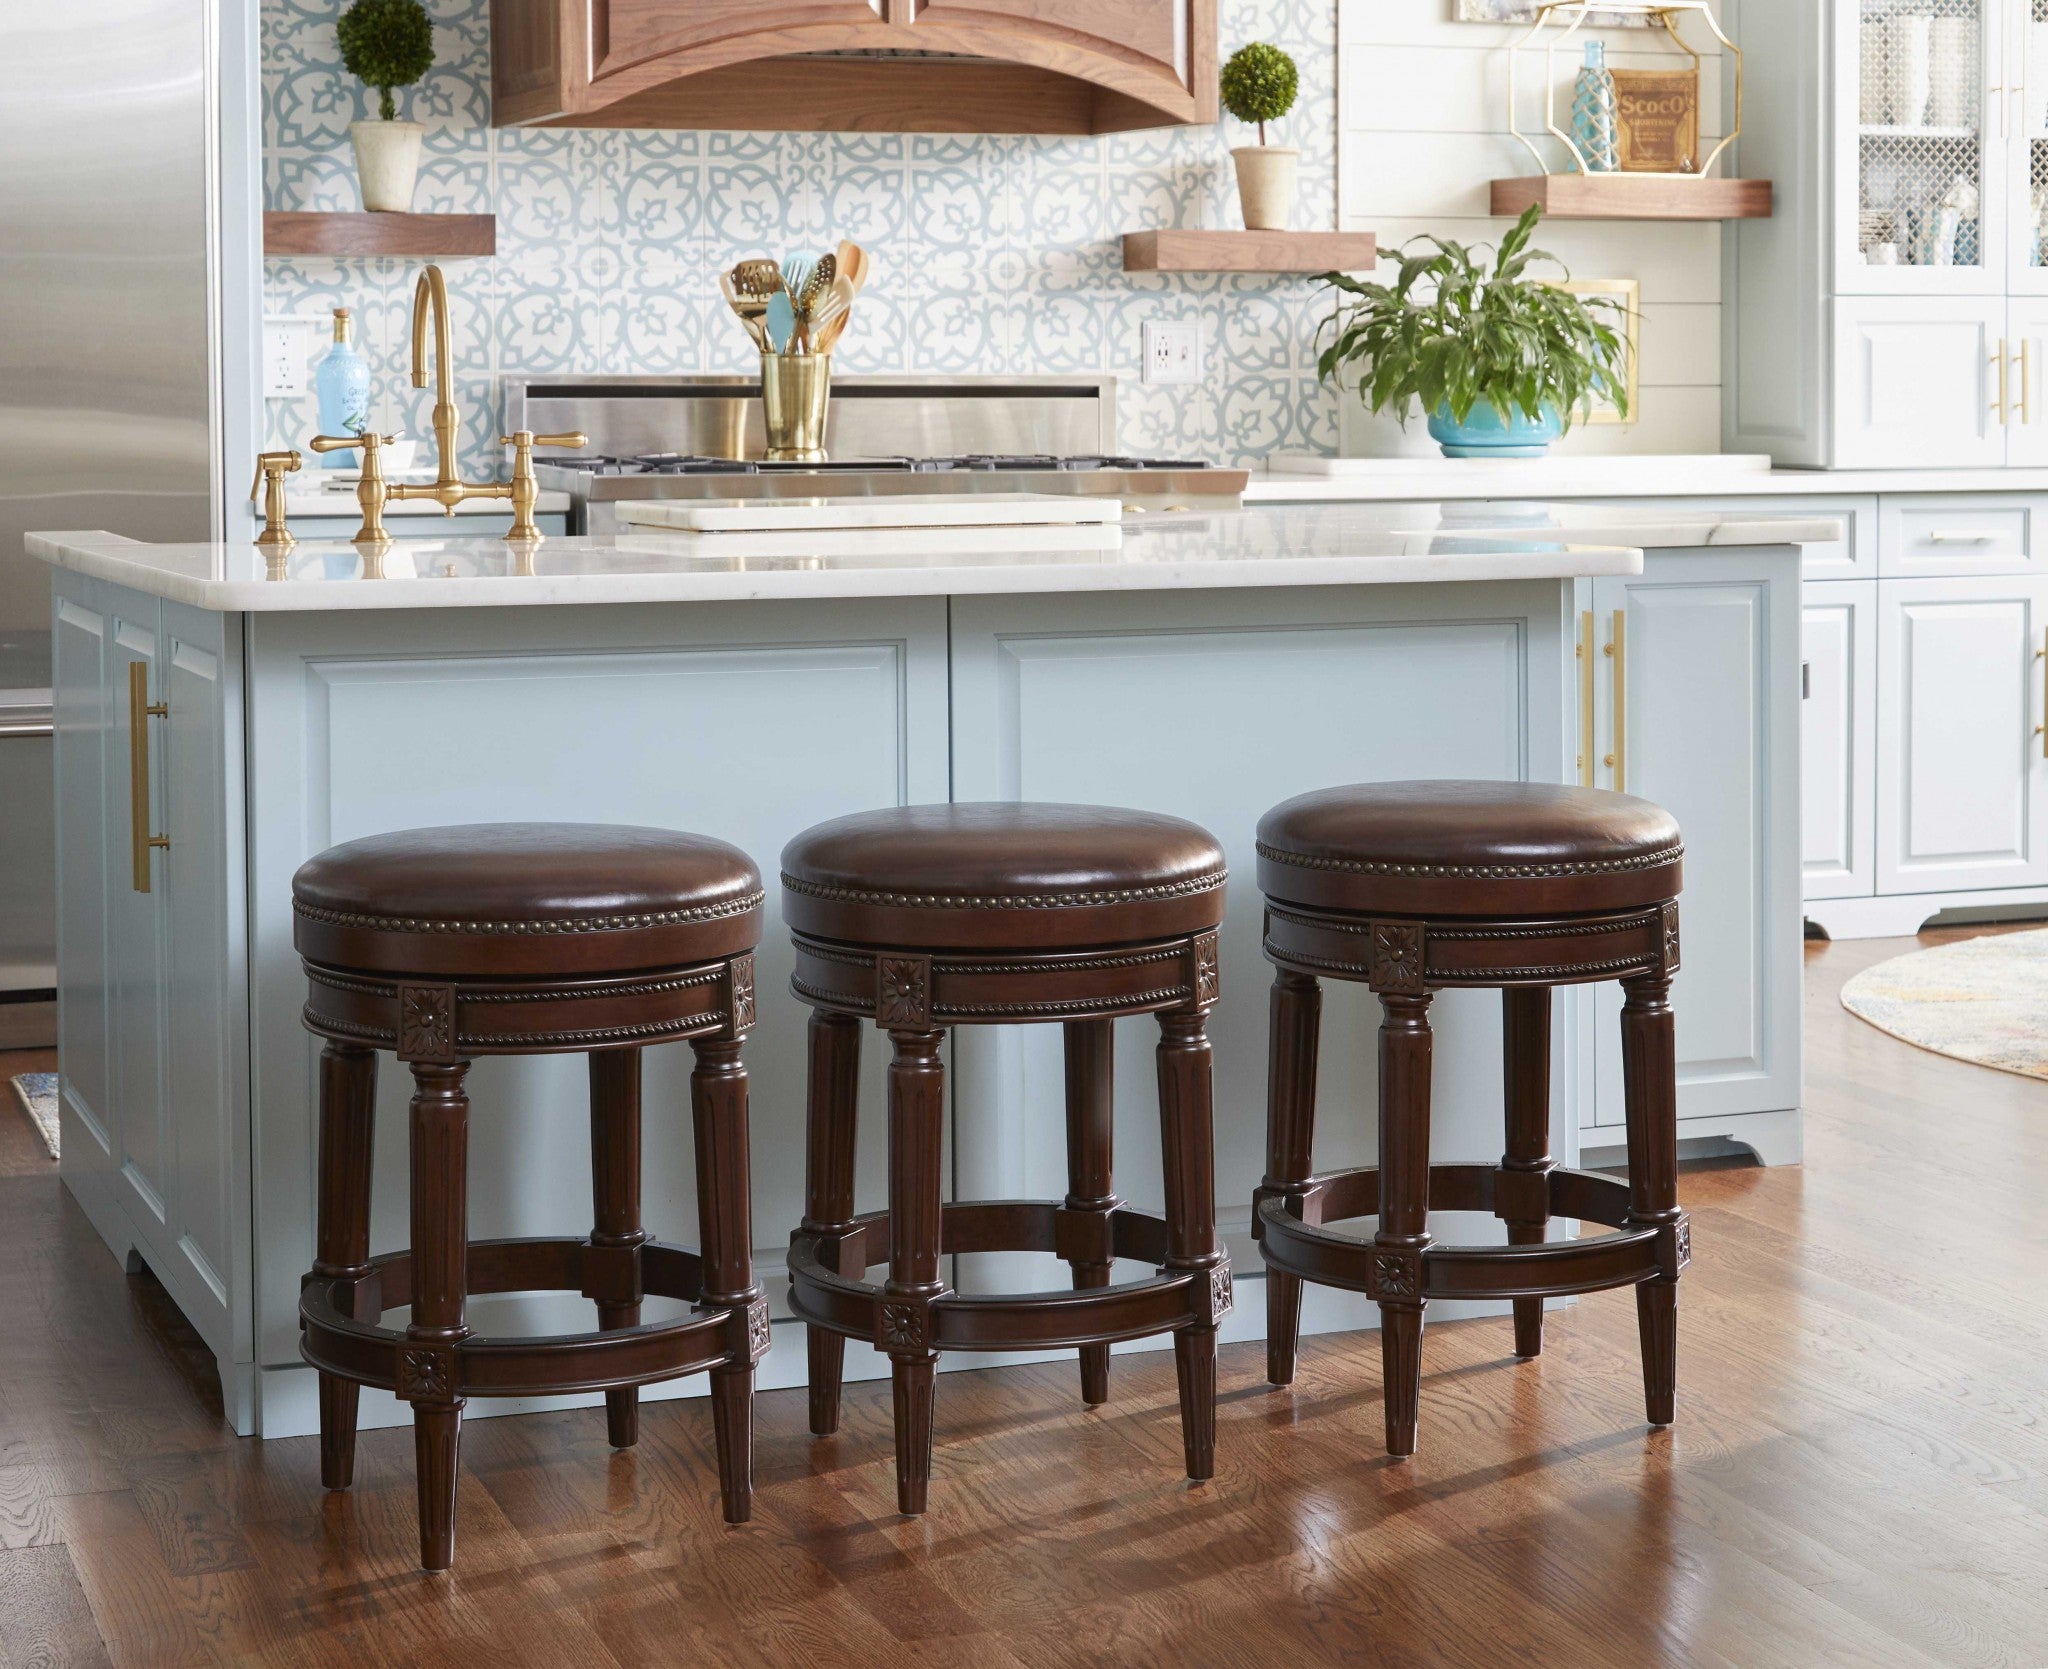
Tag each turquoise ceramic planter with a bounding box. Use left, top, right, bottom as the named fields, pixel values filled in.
left=1427, top=403, right=1564, bottom=460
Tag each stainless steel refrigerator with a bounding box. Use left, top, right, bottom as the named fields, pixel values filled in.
left=0, top=1, right=260, bottom=1048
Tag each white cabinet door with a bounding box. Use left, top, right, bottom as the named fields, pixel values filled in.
left=1877, top=576, right=2048, bottom=894
left=1802, top=581, right=1879, bottom=901
left=2003, top=300, right=2048, bottom=458
left=53, top=581, right=116, bottom=1181
left=1587, top=555, right=1802, bottom=1129
left=1833, top=297, right=2011, bottom=467
left=1879, top=492, right=2047, bottom=575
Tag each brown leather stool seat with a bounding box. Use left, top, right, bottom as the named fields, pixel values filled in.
left=292, top=823, right=768, bottom=1570
left=1252, top=781, right=1690, bottom=1459
left=783, top=803, right=1232, bottom=1514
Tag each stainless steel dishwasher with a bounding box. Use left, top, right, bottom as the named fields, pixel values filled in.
left=0, top=628, right=54, bottom=1049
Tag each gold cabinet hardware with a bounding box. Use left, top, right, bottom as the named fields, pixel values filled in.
left=2021, top=340, right=2035, bottom=425
left=1577, top=609, right=1595, bottom=786
left=1994, top=338, right=2011, bottom=425
left=128, top=661, right=168, bottom=893
left=1603, top=609, right=1626, bottom=792
left=249, top=450, right=302, bottom=551
left=309, top=431, right=395, bottom=546
left=2036, top=632, right=2048, bottom=760
left=497, top=429, right=589, bottom=542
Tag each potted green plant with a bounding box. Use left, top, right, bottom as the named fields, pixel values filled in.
left=1316, top=207, right=1630, bottom=459
left=338, top=0, right=436, bottom=213
left=1220, top=42, right=1299, bottom=231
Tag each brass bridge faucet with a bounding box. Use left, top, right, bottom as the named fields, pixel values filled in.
left=309, top=430, right=395, bottom=545
left=387, top=264, right=584, bottom=540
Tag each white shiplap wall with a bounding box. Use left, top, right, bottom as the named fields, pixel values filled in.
left=1336, top=0, right=1727, bottom=455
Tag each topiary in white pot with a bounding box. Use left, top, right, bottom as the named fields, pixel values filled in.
left=1221, top=42, right=1300, bottom=231
left=339, top=0, right=435, bottom=213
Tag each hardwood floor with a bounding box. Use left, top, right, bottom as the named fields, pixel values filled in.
left=1, top=934, right=2045, bottom=1666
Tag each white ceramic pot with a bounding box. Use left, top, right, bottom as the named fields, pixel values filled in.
left=1232, top=145, right=1299, bottom=232
left=350, top=119, right=425, bottom=213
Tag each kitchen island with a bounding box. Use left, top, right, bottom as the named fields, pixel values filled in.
left=28, top=502, right=1831, bottom=1437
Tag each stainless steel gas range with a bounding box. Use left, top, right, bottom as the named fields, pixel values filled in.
left=508, top=374, right=1248, bottom=534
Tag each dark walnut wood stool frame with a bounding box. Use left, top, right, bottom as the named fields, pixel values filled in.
left=780, top=804, right=1233, bottom=1515
left=290, top=824, right=770, bottom=1571
left=1251, top=782, right=1691, bottom=1458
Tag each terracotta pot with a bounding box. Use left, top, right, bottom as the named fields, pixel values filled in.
left=1232, top=145, right=1299, bottom=231
left=350, top=120, right=425, bottom=213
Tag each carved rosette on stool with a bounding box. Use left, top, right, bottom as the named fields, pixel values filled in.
left=291, top=823, right=768, bottom=1571
left=1251, top=781, right=1690, bottom=1457
left=781, top=803, right=1232, bottom=1513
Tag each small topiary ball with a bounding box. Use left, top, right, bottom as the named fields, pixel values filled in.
left=1220, top=42, right=1299, bottom=143
left=338, top=0, right=435, bottom=123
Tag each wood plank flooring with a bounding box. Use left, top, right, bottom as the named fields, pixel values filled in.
left=1, top=932, right=2044, bottom=1667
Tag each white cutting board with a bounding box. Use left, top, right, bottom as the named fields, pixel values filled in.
left=617, top=492, right=1122, bottom=533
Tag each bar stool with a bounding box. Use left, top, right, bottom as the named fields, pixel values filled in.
left=1252, top=781, right=1689, bottom=1456
left=781, top=803, right=1231, bottom=1514
left=291, top=822, right=768, bottom=1570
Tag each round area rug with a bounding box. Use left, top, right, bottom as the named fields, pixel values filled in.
left=1839, top=929, right=2048, bottom=1080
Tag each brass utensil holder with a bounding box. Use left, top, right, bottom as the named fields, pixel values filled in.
left=761, top=352, right=830, bottom=461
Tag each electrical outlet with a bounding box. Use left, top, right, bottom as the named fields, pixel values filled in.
left=1142, top=320, right=1203, bottom=386
left=262, top=318, right=312, bottom=399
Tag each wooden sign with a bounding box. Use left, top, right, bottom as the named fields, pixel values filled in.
left=1613, top=68, right=1700, bottom=173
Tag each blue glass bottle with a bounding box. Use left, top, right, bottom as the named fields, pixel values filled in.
left=313, top=307, right=370, bottom=467
left=1572, top=40, right=1619, bottom=174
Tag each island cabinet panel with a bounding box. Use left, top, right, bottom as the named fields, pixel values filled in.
left=948, top=582, right=1586, bottom=1349
left=243, top=600, right=950, bottom=1429
left=1875, top=577, right=2048, bottom=896
left=489, top=0, right=1215, bottom=131
left=50, top=575, right=248, bottom=1383
left=1801, top=582, right=1880, bottom=902
left=1582, top=553, right=1803, bottom=1160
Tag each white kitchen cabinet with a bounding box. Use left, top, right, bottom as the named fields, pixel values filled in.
left=51, top=575, right=248, bottom=1400
left=1832, top=297, right=2011, bottom=468
left=2003, top=299, right=2048, bottom=458
left=1879, top=490, right=2048, bottom=573
left=1802, top=581, right=1880, bottom=901
left=1875, top=574, right=2048, bottom=895
left=1581, top=552, right=1803, bottom=1164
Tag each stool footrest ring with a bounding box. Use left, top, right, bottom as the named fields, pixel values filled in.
left=789, top=1200, right=1231, bottom=1353
left=1255, top=1164, right=1687, bottom=1302
left=299, top=1235, right=763, bottom=1400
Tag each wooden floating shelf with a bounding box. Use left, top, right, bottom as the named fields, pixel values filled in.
left=1489, top=175, right=1773, bottom=222
left=1122, top=230, right=1379, bottom=274
left=263, top=212, right=498, bottom=258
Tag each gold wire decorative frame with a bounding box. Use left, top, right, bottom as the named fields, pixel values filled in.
left=1510, top=0, right=1743, bottom=179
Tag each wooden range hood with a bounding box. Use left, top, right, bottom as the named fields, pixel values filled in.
left=490, top=1, right=1217, bottom=134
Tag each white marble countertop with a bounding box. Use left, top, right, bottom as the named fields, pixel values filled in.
left=27, top=501, right=1833, bottom=613
left=1251, top=452, right=2048, bottom=501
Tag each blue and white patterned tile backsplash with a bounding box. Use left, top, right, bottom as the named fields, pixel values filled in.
left=263, top=0, right=1340, bottom=478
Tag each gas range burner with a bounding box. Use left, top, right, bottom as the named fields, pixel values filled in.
left=909, top=454, right=1213, bottom=473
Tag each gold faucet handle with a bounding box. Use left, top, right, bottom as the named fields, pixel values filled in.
left=248, top=449, right=302, bottom=501
left=309, top=432, right=393, bottom=455
left=497, top=430, right=590, bottom=452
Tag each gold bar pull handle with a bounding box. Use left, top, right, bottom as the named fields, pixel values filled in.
left=1577, top=608, right=1596, bottom=787
left=1604, top=609, right=1626, bottom=793
left=2036, top=629, right=2047, bottom=760
left=128, top=661, right=169, bottom=893
left=1994, top=338, right=2011, bottom=425
left=2021, top=340, right=2035, bottom=425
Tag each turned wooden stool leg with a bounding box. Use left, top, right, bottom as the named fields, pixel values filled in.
left=1375, top=992, right=1433, bottom=1458
left=313, top=1040, right=377, bottom=1490
left=1621, top=973, right=1681, bottom=1427
left=691, top=1036, right=758, bottom=1523
left=1500, top=986, right=1555, bottom=1360
left=1062, top=1018, right=1117, bottom=1406
left=406, top=1061, right=470, bottom=1572
left=589, top=1048, right=646, bottom=1450
left=1262, top=969, right=1322, bottom=1387
left=1157, top=1006, right=1221, bottom=1482
left=885, top=1027, right=947, bottom=1515
left=800, top=1010, right=862, bottom=1436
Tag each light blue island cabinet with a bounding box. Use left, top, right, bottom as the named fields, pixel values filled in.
left=29, top=503, right=1825, bottom=1437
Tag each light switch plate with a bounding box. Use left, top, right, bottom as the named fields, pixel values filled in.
left=1143, top=320, right=1204, bottom=386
